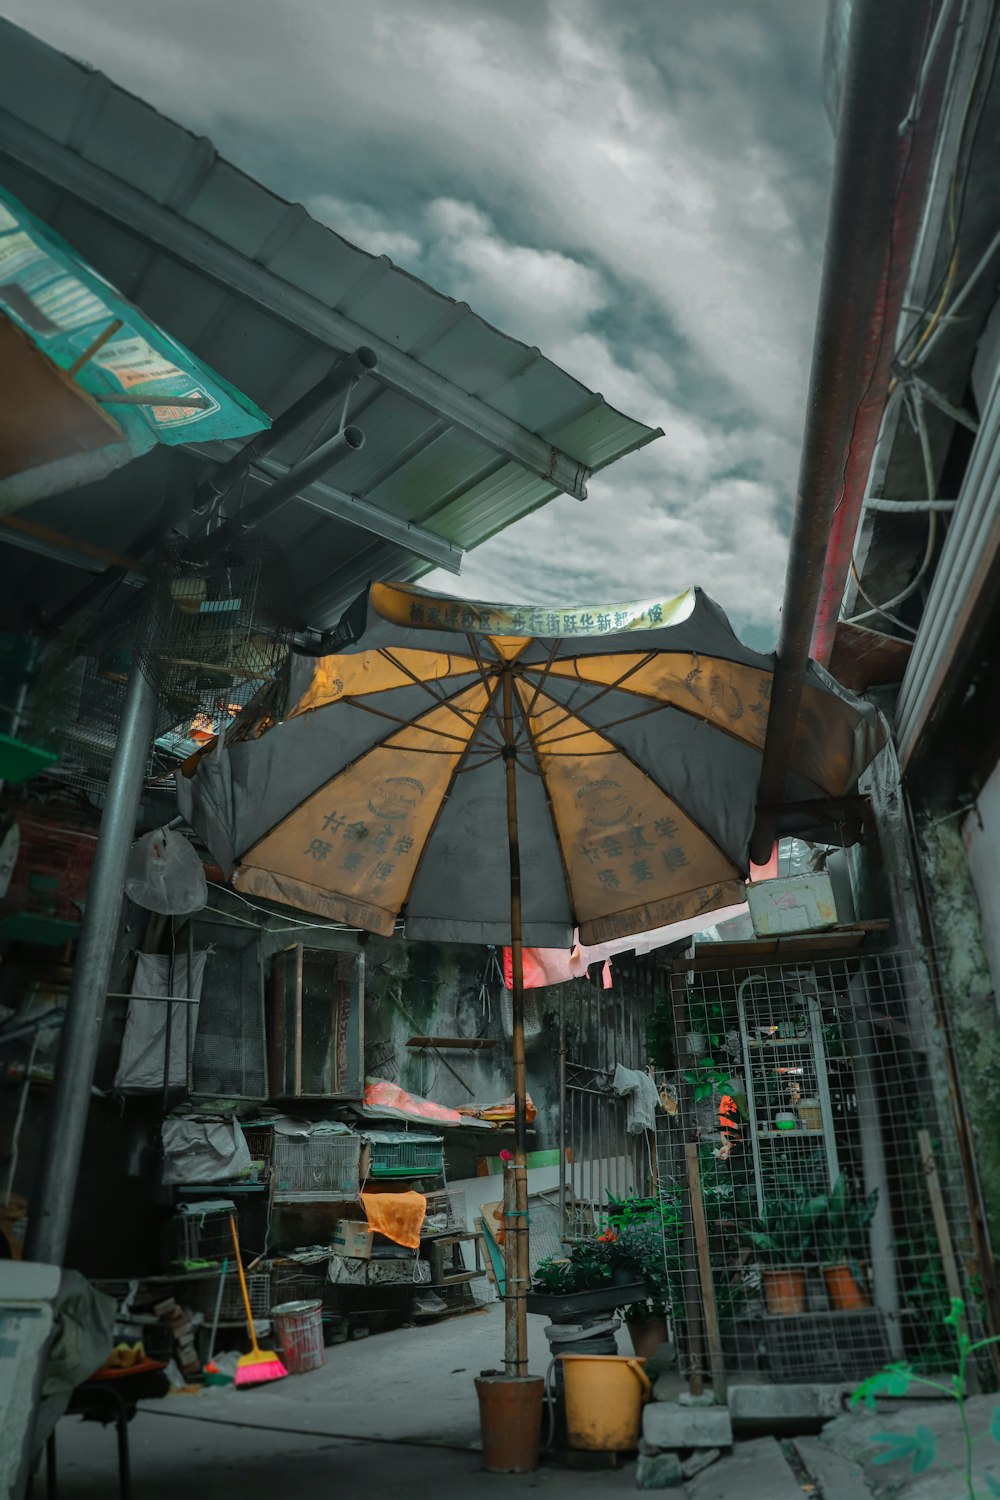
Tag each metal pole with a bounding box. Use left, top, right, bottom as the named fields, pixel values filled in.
left=750, top=0, right=939, bottom=864
left=25, top=661, right=157, bottom=1265
left=558, top=989, right=567, bottom=1241
left=501, top=664, right=529, bottom=1376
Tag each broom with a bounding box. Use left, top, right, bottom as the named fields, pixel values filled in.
left=230, top=1215, right=286, bottom=1389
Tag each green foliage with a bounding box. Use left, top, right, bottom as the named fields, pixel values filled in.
left=682, top=1058, right=732, bottom=1102
left=813, top=1175, right=879, bottom=1277
left=850, top=1297, right=1000, bottom=1499
left=741, top=1193, right=826, bottom=1265
left=870, top=1426, right=938, bottom=1475
left=646, top=995, right=676, bottom=1070
left=685, top=989, right=726, bottom=1048
left=606, top=1193, right=682, bottom=1319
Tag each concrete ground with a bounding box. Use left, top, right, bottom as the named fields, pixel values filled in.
left=54, top=1305, right=969, bottom=1498
left=49, top=1308, right=638, bottom=1499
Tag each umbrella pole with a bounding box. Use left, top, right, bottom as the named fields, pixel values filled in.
left=501, top=666, right=529, bottom=1377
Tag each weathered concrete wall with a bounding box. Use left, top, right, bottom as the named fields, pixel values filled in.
left=914, top=805, right=1000, bottom=1251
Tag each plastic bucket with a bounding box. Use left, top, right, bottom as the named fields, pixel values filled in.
left=559, top=1354, right=651, bottom=1452
left=270, top=1299, right=325, bottom=1374
left=475, top=1373, right=545, bottom=1473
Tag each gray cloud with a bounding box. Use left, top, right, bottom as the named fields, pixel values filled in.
left=4, top=0, right=832, bottom=648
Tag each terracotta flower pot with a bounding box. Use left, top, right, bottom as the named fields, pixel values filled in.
left=824, top=1264, right=871, bottom=1310
left=627, top=1315, right=669, bottom=1360
left=762, top=1268, right=807, bottom=1315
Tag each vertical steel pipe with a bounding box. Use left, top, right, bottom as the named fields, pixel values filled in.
left=501, top=665, right=529, bottom=1375
left=26, top=660, right=157, bottom=1265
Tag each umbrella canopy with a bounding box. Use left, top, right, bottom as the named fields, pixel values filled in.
left=179, top=581, right=884, bottom=948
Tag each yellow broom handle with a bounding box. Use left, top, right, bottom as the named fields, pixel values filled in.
left=230, top=1214, right=260, bottom=1353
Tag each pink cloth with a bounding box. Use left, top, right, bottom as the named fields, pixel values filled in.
left=502, top=847, right=781, bottom=991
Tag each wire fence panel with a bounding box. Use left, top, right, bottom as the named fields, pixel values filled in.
left=655, top=948, right=988, bottom=1386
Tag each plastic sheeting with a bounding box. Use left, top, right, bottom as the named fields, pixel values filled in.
left=114, top=952, right=206, bottom=1093
left=160, top=1117, right=250, bottom=1185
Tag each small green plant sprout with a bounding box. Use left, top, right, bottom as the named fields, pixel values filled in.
left=682, top=1058, right=732, bottom=1102
left=850, top=1298, right=1000, bottom=1499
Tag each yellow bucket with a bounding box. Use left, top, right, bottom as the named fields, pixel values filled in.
left=559, top=1353, right=652, bottom=1451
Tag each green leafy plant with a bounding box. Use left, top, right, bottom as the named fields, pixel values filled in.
left=813, top=1175, right=878, bottom=1277
left=741, top=1193, right=826, bottom=1265
left=606, top=1193, right=682, bottom=1321
left=682, top=1058, right=732, bottom=1102
left=646, top=995, right=677, bottom=1070
left=852, top=1297, right=1000, bottom=1498
left=684, top=990, right=726, bottom=1049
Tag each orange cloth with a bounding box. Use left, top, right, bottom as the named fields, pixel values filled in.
left=457, top=1094, right=537, bottom=1125
left=361, top=1190, right=427, bottom=1249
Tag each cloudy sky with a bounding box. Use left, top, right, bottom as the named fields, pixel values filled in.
left=7, top=0, right=834, bottom=649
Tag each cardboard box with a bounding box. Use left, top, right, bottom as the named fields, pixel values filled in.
left=747, top=873, right=837, bottom=936
left=332, top=1219, right=374, bottom=1259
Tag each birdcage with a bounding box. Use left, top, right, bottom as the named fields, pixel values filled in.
left=0, top=808, right=98, bottom=944
left=136, top=532, right=294, bottom=726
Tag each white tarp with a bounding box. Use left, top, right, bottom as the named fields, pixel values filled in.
left=114, top=951, right=206, bottom=1093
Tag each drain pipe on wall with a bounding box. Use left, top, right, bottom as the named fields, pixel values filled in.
left=750, top=0, right=950, bottom=865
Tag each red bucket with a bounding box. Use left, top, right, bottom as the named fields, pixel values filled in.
left=270, top=1299, right=325, bottom=1374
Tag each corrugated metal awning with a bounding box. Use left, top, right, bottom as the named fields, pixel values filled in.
left=0, top=20, right=661, bottom=632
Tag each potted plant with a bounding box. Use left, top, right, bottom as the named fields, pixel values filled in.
left=606, top=1195, right=680, bottom=1358
left=742, top=1194, right=825, bottom=1315
left=529, top=1235, right=645, bottom=1319
left=683, top=990, right=726, bottom=1058
left=814, top=1176, right=878, bottom=1310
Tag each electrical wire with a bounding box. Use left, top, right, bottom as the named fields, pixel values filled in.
left=844, top=385, right=941, bottom=633
left=895, top=0, right=1000, bottom=371
left=206, top=880, right=373, bottom=933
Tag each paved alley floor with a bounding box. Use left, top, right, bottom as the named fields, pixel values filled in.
left=47, top=1308, right=640, bottom=1498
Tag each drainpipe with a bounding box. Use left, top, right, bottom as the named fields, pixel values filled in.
left=750, top=0, right=949, bottom=865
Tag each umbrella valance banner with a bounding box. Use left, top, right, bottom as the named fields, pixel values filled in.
left=0, top=184, right=268, bottom=510
left=179, top=582, right=886, bottom=949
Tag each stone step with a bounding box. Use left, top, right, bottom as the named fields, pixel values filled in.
left=792, top=1436, right=872, bottom=1499
left=685, top=1438, right=804, bottom=1500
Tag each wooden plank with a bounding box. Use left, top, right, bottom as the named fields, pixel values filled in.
left=673, top=929, right=882, bottom=973
left=686, top=1143, right=727, bottom=1401
left=405, top=1035, right=497, bottom=1049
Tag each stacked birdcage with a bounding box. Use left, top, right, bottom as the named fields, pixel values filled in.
left=0, top=807, right=98, bottom=942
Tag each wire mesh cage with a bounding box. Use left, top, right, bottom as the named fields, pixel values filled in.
left=188, top=1269, right=271, bottom=1321
left=0, top=807, right=98, bottom=942
left=168, top=1204, right=236, bottom=1265
left=422, top=1188, right=465, bottom=1237
left=363, top=1131, right=444, bottom=1179
left=136, top=532, right=294, bottom=726
left=656, top=948, right=991, bottom=1387
left=272, top=1131, right=362, bottom=1201
left=189, top=918, right=267, bottom=1100
left=240, top=1124, right=274, bottom=1183
left=268, top=1260, right=330, bottom=1306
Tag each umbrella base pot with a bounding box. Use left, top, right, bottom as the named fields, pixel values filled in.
left=476, top=1373, right=545, bottom=1473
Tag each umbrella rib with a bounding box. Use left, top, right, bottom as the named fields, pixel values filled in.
left=515, top=637, right=563, bottom=745
left=376, top=648, right=503, bottom=750
left=343, top=692, right=478, bottom=749
left=533, top=693, right=766, bottom=758
left=512, top=685, right=582, bottom=929
left=465, top=633, right=509, bottom=745
left=520, top=651, right=660, bottom=744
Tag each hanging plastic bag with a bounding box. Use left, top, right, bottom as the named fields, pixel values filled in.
left=125, top=827, right=207, bottom=915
